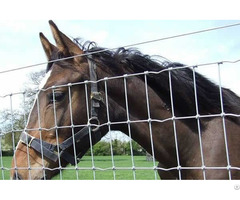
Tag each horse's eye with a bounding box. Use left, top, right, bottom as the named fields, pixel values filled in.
left=48, top=92, right=65, bottom=104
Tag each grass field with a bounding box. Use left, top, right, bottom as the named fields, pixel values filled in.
left=0, top=156, right=160, bottom=180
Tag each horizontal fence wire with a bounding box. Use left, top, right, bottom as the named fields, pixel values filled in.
left=0, top=22, right=240, bottom=75
left=0, top=60, right=240, bottom=180
left=1, top=58, right=240, bottom=97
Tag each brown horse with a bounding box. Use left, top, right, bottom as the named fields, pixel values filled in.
left=11, top=21, right=240, bottom=180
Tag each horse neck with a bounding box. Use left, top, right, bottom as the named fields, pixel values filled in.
left=102, top=74, right=194, bottom=166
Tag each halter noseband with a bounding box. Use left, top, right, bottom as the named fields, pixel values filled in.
left=19, top=57, right=103, bottom=165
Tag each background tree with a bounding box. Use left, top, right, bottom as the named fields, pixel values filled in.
left=0, top=70, right=45, bottom=154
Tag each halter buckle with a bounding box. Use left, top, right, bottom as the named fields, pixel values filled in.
left=88, top=117, right=100, bottom=132
left=27, top=136, right=35, bottom=147
left=20, top=131, right=35, bottom=147
left=90, top=92, right=104, bottom=104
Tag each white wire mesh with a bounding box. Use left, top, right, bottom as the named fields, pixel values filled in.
left=0, top=60, right=240, bottom=180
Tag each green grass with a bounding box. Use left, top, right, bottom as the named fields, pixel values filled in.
left=0, top=156, right=160, bottom=180
left=0, top=156, right=12, bottom=180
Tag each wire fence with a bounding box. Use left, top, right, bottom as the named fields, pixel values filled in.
left=1, top=22, right=240, bottom=180
left=0, top=58, right=240, bottom=180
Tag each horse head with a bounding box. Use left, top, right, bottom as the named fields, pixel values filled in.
left=11, top=21, right=108, bottom=179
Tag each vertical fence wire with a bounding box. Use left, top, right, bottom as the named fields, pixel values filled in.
left=217, top=63, right=232, bottom=180
left=0, top=132, right=4, bottom=179
left=144, top=72, right=158, bottom=180
left=84, top=81, right=96, bottom=180
left=22, top=91, right=32, bottom=179
left=9, top=94, right=18, bottom=180
left=52, top=88, right=63, bottom=179
left=168, top=69, right=182, bottom=180
left=192, top=66, right=206, bottom=180
left=123, top=75, right=136, bottom=180
left=67, top=84, right=79, bottom=179
left=104, top=78, right=116, bottom=180
left=36, top=91, right=48, bottom=180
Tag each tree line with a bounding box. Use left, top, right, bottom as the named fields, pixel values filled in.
left=85, top=139, right=146, bottom=156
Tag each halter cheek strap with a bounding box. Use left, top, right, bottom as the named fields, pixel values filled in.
left=19, top=57, right=103, bottom=165
left=88, top=56, right=104, bottom=118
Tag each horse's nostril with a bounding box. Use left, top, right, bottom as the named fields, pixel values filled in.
left=12, top=172, right=22, bottom=180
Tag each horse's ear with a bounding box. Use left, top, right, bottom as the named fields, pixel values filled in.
left=39, top=32, right=58, bottom=60
left=48, top=20, right=84, bottom=63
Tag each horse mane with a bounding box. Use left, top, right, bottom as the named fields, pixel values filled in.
left=82, top=40, right=240, bottom=130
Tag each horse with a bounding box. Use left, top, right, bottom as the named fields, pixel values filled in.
left=11, top=21, right=240, bottom=180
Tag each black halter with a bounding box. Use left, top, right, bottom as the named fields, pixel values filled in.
left=19, top=57, right=103, bottom=165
